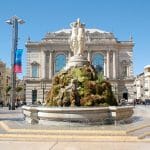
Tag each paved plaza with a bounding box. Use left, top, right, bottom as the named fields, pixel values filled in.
left=0, top=105, right=150, bottom=149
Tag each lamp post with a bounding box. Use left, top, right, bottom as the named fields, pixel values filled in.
left=41, top=79, right=46, bottom=103
left=6, top=16, right=25, bottom=110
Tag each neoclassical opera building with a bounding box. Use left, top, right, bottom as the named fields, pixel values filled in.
left=25, top=20, right=134, bottom=104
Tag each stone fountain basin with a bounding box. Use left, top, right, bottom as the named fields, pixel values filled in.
left=22, top=105, right=134, bottom=125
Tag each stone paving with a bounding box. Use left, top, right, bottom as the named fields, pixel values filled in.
left=0, top=105, right=150, bottom=149
left=0, top=105, right=149, bottom=130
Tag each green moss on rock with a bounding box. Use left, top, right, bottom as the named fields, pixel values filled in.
left=45, top=63, right=118, bottom=107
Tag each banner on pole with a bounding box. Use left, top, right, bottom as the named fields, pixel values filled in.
left=14, top=49, right=23, bottom=73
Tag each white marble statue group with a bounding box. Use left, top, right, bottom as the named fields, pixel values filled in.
left=70, top=18, right=85, bottom=56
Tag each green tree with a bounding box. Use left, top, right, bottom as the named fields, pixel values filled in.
left=16, top=87, right=23, bottom=93
left=6, top=86, right=11, bottom=95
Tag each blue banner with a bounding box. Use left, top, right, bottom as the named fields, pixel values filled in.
left=14, top=49, right=23, bottom=73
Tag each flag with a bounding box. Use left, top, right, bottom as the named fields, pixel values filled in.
left=14, top=49, right=23, bottom=73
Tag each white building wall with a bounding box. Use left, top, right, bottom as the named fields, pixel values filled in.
left=144, top=65, right=150, bottom=99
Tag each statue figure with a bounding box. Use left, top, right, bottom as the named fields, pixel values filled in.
left=70, top=18, right=85, bottom=56
left=70, top=21, right=78, bottom=55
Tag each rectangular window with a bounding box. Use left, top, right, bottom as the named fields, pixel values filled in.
left=32, top=65, right=38, bottom=78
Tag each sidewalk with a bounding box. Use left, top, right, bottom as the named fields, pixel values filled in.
left=0, top=105, right=150, bottom=150
left=0, top=141, right=150, bottom=150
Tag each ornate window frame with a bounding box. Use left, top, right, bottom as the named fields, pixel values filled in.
left=31, top=61, right=39, bottom=78
left=121, top=60, right=129, bottom=78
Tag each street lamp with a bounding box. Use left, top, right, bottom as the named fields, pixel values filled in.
left=6, top=16, right=25, bottom=110
left=41, top=79, right=46, bottom=103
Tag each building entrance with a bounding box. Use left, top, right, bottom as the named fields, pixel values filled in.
left=123, top=92, right=128, bottom=100
left=32, top=89, right=37, bottom=104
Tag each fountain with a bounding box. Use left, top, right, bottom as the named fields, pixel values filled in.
left=22, top=19, right=133, bottom=125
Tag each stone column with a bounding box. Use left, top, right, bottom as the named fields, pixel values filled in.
left=42, top=51, right=46, bottom=79
left=49, top=51, right=53, bottom=79
left=113, top=51, right=116, bottom=79
left=104, top=57, right=106, bottom=77
left=127, top=66, right=129, bottom=77
left=128, top=65, right=132, bottom=77
left=106, top=51, right=110, bottom=78
left=68, top=51, right=72, bottom=58
left=87, top=50, right=91, bottom=62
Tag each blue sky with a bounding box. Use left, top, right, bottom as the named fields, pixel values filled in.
left=0, top=0, right=150, bottom=78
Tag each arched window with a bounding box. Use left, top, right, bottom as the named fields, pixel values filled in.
left=54, top=54, right=66, bottom=73
left=31, top=62, right=39, bottom=78
left=92, top=53, right=104, bottom=73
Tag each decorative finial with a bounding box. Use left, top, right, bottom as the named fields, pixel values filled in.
left=27, top=36, right=31, bottom=42
left=129, top=33, right=133, bottom=41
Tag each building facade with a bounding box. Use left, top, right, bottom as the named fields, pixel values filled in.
left=0, top=60, right=11, bottom=105
left=144, top=65, right=150, bottom=99
left=134, top=73, right=144, bottom=100
left=25, top=25, right=134, bottom=104
left=134, top=65, right=150, bottom=101
left=16, top=79, right=26, bottom=104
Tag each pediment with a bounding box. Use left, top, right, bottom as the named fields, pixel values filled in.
left=31, top=61, right=39, bottom=65
left=56, top=32, right=70, bottom=36
left=91, top=31, right=102, bottom=36
left=44, top=32, right=56, bottom=38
